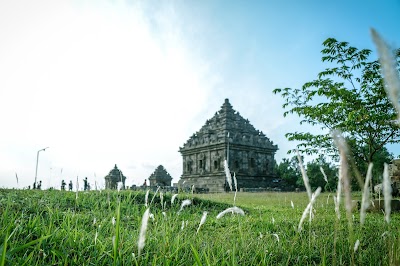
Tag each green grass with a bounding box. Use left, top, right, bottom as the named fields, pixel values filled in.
left=0, top=189, right=399, bottom=265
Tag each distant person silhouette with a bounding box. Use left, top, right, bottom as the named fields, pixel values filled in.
left=69, top=180, right=73, bottom=191
left=84, top=177, right=88, bottom=191
left=61, top=180, right=66, bottom=191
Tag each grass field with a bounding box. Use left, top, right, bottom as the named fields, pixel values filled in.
left=0, top=188, right=399, bottom=265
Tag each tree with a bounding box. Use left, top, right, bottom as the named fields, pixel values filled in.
left=276, top=156, right=301, bottom=188
left=305, top=155, right=338, bottom=192
left=273, top=38, right=400, bottom=178
left=348, top=140, right=393, bottom=189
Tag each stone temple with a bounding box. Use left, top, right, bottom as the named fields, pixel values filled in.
left=148, top=165, right=173, bottom=186
left=178, top=99, right=278, bottom=192
left=104, top=164, right=127, bottom=189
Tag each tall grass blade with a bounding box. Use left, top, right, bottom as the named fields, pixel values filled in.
left=320, top=166, right=328, bottom=183
left=298, top=187, right=322, bottom=232
left=113, top=201, right=121, bottom=266
left=190, top=244, right=203, bottom=266
left=224, top=160, right=233, bottom=191
left=296, top=150, right=312, bottom=200
left=144, top=190, right=150, bottom=207
left=332, top=130, right=352, bottom=221
left=150, top=186, right=160, bottom=206
left=360, top=163, right=373, bottom=225
left=371, top=28, right=400, bottom=123
left=233, top=172, right=238, bottom=205
left=383, top=163, right=392, bottom=224
left=138, top=208, right=150, bottom=257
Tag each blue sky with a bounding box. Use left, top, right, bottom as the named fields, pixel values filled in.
left=0, top=0, right=399, bottom=189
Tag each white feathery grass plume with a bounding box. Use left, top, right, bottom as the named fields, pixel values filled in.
left=160, top=192, right=164, bottom=208
left=162, top=212, right=166, bottom=218
left=335, top=171, right=342, bottom=220
left=150, top=186, right=160, bottom=206
left=333, top=196, right=338, bottom=218
left=191, top=185, right=195, bottom=194
left=181, top=220, right=185, bottom=231
left=360, top=163, right=373, bottom=225
left=149, top=213, right=155, bottom=222
left=296, top=150, right=312, bottom=200
left=178, top=199, right=192, bottom=214
left=196, top=211, right=208, bottom=234
left=216, top=206, right=245, bottom=219
left=326, top=194, right=330, bottom=205
left=354, top=239, right=360, bottom=253
left=371, top=28, right=400, bottom=123
left=171, top=194, right=178, bottom=205
left=272, top=233, right=280, bottom=242
left=272, top=216, right=275, bottom=224
left=383, top=163, right=392, bottom=224
left=298, top=187, right=322, bottom=232
left=233, top=172, right=238, bottom=205
left=332, top=130, right=351, bottom=220
left=224, top=159, right=233, bottom=191
left=320, top=166, right=328, bottom=183
left=94, top=231, right=98, bottom=245
left=233, top=172, right=238, bottom=191
left=291, top=200, right=294, bottom=209
left=93, top=217, right=96, bottom=225
left=112, top=216, right=116, bottom=226
left=138, top=208, right=150, bottom=257
left=144, top=190, right=150, bottom=207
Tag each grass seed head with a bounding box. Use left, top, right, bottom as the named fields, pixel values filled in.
left=196, top=211, right=208, bottom=234
left=354, top=239, right=360, bottom=253
left=296, top=150, right=312, bottom=201
left=216, top=206, right=245, bottom=219
left=138, top=208, right=150, bottom=256
left=171, top=193, right=178, bottom=205
left=145, top=190, right=150, bottom=207
left=383, top=163, right=392, bottom=224
left=178, top=199, right=192, bottom=214
left=360, top=163, right=373, bottom=225
left=224, top=159, right=233, bottom=191
left=371, top=28, right=400, bottom=124
left=298, top=187, right=322, bottom=232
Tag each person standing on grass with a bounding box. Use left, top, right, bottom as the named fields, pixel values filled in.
left=69, top=180, right=73, bottom=191
left=37, top=181, right=42, bottom=190
left=84, top=177, right=88, bottom=191
left=61, top=180, right=66, bottom=190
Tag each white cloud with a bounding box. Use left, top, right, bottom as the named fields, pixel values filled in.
left=0, top=0, right=217, bottom=189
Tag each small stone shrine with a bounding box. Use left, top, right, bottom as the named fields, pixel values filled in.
left=104, top=164, right=127, bottom=189
left=148, top=165, right=173, bottom=186
left=178, top=99, right=278, bottom=192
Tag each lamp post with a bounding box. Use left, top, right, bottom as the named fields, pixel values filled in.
left=34, top=147, right=49, bottom=187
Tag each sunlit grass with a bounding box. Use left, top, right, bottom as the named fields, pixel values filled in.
left=0, top=188, right=398, bottom=265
